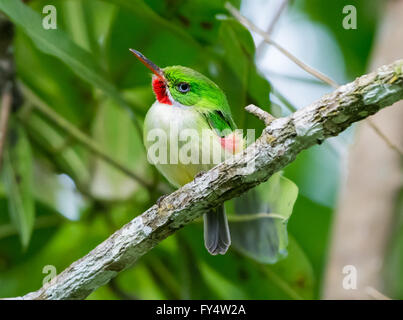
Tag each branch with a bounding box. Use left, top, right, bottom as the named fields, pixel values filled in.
left=225, top=2, right=339, bottom=88
left=230, top=2, right=400, bottom=156
left=366, top=118, right=403, bottom=156
left=245, top=104, right=276, bottom=126
left=8, top=59, right=403, bottom=300
left=365, top=287, right=392, bottom=300
left=255, top=0, right=288, bottom=57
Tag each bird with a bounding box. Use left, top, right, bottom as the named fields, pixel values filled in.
left=130, top=49, right=244, bottom=255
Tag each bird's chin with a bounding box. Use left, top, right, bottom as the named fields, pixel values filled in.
left=152, top=76, right=172, bottom=105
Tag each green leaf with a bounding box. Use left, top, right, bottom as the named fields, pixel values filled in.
left=228, top=172, right=299, bottom=264
left=33, top=159, right=87, bottom=221
left=216, top=18, right=272, bottom=130
left=294, top=0, right=383, bottom=78
left=287, top=194, right=333, bottom=297
left=103, top=2, right=202, bottom=91
left=261, top=235, right=315, bottom=299
left=0, top=209, right=109, bottom=298
left=103, top=0, right=203, bottom=47
left=145, top=0, right=241, bottom=44
left=0, top=0, right=134, bottom=112
left=23, top=111, right=91, bottom=187
left=0, top=198, right=61, bottom=270
left=3, top=125, right=35, bottom=249
left=284, top=143, right=340, bottom=207
left=218, top=19, right=255, bottom=88
left=175, top=233, right=213, bottom=299
left=179, top=225, right=314, bottom=299
left=383, top=190, right=403, bottom=299
left=90, top=98, right=151, bottom=200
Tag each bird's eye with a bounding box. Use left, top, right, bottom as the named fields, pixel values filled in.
left=177, top=82, right=190, bottom=93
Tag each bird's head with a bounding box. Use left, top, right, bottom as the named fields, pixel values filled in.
left=130, top=49, right=228, bottom=110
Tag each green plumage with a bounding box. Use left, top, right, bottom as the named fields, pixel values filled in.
left=163, top=66, right=236, bottom=135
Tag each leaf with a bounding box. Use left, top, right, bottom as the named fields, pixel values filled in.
left=33, top=160, right=87, bottom=221
left=179, top=225, right=314, bottom=299
left=90, top=98, right=151, bottom=200
left=3, top=125, right=35, bottom=249
left=103, top=2, right=202, bottom=91
left=145, top=0, right=241, bottom=44
left=14, top=31, right=91, bottom=125
left=23, top=111, right=91, bottom=188
left=287, top=194, right=333, bottom=297
left=383, top=190, right=403, bottom=299
left=104, top=0, right=203, bottom=47
left=228, top=172, right=299, bottom=264
left=283, top=143, right=340, bottom=207
left=175, top=233, right=213, bottom=299
left=0, top=198, right=61, bottom=270
left=0, top=0, right=134, bottom=113
left=216, top=18, right=272, bottom=130
left=295, top=0, right=383, bottom=78
left=262, top=235, right=315, bottom=299
left=0, top=208, right=109, bottom=298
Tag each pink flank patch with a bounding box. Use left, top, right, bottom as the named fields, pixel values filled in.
left=152, top=78, right=172, bottom=105
left=220, top=132, right=242, bottom=154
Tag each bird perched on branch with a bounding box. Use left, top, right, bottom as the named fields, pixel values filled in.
left=130, top=49, right=245, bottom=255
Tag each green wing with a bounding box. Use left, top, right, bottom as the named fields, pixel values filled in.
left=202, top=110, right=237, bottom=138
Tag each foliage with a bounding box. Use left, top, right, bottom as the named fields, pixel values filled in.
left=292, top=0, right=384, bottom=79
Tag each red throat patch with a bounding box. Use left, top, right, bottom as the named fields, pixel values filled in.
left=152, top=78, right=172, bottom=105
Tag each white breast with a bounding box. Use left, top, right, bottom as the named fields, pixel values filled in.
left=143, top=101, right=227, bottom=187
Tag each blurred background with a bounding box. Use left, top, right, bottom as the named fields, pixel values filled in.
left=0, top=0, right=402, bottom=300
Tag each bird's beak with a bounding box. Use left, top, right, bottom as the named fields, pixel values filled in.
left=129, top=49, right=165, bottom=81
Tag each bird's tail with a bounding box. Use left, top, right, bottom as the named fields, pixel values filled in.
left=203, top=205, right=231, bottom=255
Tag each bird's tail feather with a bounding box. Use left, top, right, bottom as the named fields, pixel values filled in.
left=203, top=205, right=231, bottom=255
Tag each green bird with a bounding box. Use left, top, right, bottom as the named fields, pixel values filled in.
left=130, top=49, right=244, bottom=255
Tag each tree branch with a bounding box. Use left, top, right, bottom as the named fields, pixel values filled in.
left=366, top=118, right=403, bottom=156
left=8, top=59, right=403, bottom=300
left=245, top=104, right=276, bottom=126
left=225, top=2, right=339, bottom=88
left=255, top=0, right=289, bottom=57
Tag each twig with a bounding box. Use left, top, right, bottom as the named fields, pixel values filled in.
left=194, top=213, right=287, bottom=226
left=264, top=69, right=328, bottom=86
left=20, top=85, right=157, bottom=193
left=367, top=118, right=403, bottom=157
left=228, top=212, right=286, bottom=222
left=255, top=0, right=289, bottom=57
left=231, top=2, right=400, bottom=160
left=34, top=102, right=153, bottom=190
left=245, top=104, right=276, bottom=126
left=270, top=86, right=297, bottom=113
left=365, top=286, right=392, bottom=300
left=5, top=59, right=402, bottom=300
left=225, top=2, right=339, bottom=89
left=0, top=81, right=12, bottom=170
